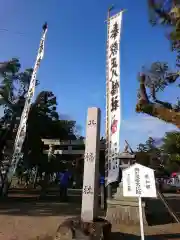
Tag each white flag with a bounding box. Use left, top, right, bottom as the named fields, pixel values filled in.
left=106, top=11, right=123, bottom=185
left=7, top=25, right=48, bottom=180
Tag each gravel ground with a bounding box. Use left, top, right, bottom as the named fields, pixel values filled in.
left=0, top=190, right=180, bottom=240
left=0, top=215, right=67, bottom=240
left=0, top=199, right=79, bottom=240
left=0, top=214, right=180, bottom=240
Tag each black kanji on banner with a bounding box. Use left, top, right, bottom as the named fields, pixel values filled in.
left=109, top=41, right=118, bottom=58
left=110, top=22, right=119, bottom=40
left=110, top=69, right=118, bottom=81
left=111, top=80, right=119, bottom=96
left=111, top=57, right=118, bottom=70
left=111, top=96, right=119, bottom=112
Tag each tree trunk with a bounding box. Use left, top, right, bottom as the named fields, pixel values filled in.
left=40, top=172, right=49, bottom=197
left=0, top=175, right=11, bottom=197
left=136, top=74, right=180, bottom=129
left=32, top=166, right=38, bottom=189
left=136, top=101, right=180, bottom=128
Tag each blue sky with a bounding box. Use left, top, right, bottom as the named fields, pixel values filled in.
left=0, top=0, right=179, bottom=150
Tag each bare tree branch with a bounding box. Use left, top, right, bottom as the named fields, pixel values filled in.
left=136, top=74, right=180, bottom=128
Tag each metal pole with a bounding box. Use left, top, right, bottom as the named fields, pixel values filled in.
left=105, top=5, right=114, bottom=200
left=157, top=190, right=180, bottom=223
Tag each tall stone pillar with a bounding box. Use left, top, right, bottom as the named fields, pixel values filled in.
left=81, top=107, right=101, bottom=222
left=54, top=108, right=112, bottom=239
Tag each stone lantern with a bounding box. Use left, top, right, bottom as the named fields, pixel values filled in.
left=115, top=150, right=136, bottom=197
left=119, top=150, right=136, bottom=170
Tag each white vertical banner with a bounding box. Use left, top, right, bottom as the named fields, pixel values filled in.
left=106, top=11, right=123, bottom=185
left=6, top=24, right=48, bottom=182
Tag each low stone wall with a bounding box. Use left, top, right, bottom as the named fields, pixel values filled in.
left=106, top=198, right=147, bottom=226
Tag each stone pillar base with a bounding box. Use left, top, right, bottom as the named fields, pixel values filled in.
left=106, top=198, right=147, bottom=226
left=54, top=216, right=112, bottom=240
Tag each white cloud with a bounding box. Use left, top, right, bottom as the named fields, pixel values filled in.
left=122, top=115, right=178, bottom=137
left=120, top=115, right=179, bottom=150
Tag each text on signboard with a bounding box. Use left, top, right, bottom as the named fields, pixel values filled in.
left=145, top=174, right=151, bottom=189
left=135, top=168, right=141, bottom=195
left=127, top=173, right=131, bottom=192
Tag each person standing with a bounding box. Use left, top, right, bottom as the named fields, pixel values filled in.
left=59, top=169, right=71, bottom=201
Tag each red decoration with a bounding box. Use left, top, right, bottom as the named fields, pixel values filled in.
left=111, top=119, right=118, bottom=134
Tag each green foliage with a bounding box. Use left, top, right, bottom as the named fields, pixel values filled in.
left=0, top=59, right=35, bottom=127
left=137, top=143, right=149, bottom=152
left=147, top=0, right=180, bottom=67
left=137, top=137, right=161, bottom=167
left=137, top=131, right=180, bottom=173
left=135, top=151, right=150, bottom=167
left=23, top=91, right=77, bottom=169
left=137, top=137, right=160, bottom=153
left=0, top=59, right=78, bottom=175
left=0, top=58, right=20, bottom=76
left=164, top=159, right=180, bottom=173
left=137, top=103, right=154, bottom=114
left=161, top=131, right=180, bottom=162
left=136, top=1, right=180, bottom=127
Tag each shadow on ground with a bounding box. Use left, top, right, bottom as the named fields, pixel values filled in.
left=144, top=197, right=180, bottom=226
left=0, top=194, right=105, bottom=217
left=112, top=232, right=180, bottom=240
left=1, top=188, right=180, bottom=227
left=0, top=199, right=81, bottom=216
left=0, top=188, right=81, bottom=216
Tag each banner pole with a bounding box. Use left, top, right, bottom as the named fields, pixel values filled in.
left=105, top=5, right=114, bottom=199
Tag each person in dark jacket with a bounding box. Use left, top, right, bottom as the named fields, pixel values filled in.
left=59, top=169, right=71, bottom=201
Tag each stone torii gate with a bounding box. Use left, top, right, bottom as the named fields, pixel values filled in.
left=41, top=139, right=105, bottom=159
left=41, top=138, right=106, bottom=185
